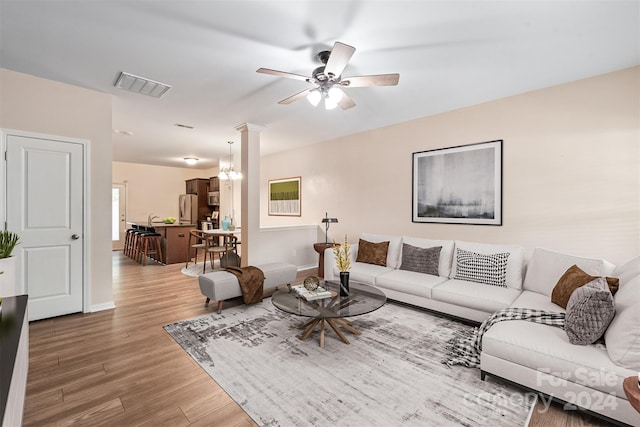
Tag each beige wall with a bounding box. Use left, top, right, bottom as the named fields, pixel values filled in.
left=0, top=68, right=114, bottom=306
left=112, top=162, right=218, bottom=222
left=261, top=67, right=640, bottom=266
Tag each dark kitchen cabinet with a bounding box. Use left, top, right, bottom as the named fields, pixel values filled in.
left=209, top=176, right=220, bottom=192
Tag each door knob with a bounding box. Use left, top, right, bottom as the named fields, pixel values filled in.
left=71, top=234, right=80, bottom=240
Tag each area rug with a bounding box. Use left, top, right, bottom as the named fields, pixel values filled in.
left=181, top=260, right=221, bottom=277
left=164, top=301, right=535, bottom=426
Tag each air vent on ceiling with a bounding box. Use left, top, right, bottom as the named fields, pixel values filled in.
left=114, top=71, right=172, bottom=98
left=174, top=123, right=194, bottom=129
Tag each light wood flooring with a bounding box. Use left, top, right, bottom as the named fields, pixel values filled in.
left=23, top=252, right=614, bottom=426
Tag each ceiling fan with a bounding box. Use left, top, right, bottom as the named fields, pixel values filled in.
left=256, top=41, right=399, bottom=110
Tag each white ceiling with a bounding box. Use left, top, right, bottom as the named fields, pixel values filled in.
left=1, top=1, right=638, bottom=169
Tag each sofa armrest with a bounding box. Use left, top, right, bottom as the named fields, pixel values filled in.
left=323, top=243, right=359, bottom=281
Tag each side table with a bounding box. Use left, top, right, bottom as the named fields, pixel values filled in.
left=313, top=243, right=335, bottom=278
left=623, top=376, right=640, bottom=413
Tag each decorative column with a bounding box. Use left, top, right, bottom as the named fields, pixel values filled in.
left=235, top=123, right=265, bottom=267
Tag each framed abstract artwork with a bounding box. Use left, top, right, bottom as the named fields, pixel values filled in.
left=268, top=176, right=301, bottom=216
left=412, top=140, right=502, bottom=225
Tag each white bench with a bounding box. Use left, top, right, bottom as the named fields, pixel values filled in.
left=198, top=262, right=297, bottom=313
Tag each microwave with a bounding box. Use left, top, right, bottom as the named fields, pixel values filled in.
left=208, top=191, right=220, bottom=205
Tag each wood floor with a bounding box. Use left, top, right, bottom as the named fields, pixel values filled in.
left=23, top=252, right=614, bottom=426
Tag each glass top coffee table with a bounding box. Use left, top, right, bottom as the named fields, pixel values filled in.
left=272, top=280, right=386, bottom=347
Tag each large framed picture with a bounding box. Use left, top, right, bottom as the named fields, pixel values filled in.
left=412, top=140, right=502, bottom=225
left=268, top=176, right=301, bottom=216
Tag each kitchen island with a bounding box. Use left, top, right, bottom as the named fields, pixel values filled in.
left=128, top=222, right=196, bottom=265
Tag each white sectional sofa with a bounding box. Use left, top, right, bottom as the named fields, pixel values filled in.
left=324, top=233, right=640, bottom=426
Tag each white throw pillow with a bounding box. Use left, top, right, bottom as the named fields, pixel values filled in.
left=522, top=248, right=616, bottom=296
left=450, top=241, right=525, bottom=289
left=604, top=276, right=640, bottom=370
left=613, top=256, right=640, bottom=287
left=402, top=236, right=455, bottom=277
left=361, top=233, right=403, bottom=269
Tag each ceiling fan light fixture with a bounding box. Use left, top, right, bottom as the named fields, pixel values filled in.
left=307, top=89, right=321, bottom=106
left=328, top=87, right=344, bottom=102
left=324, top=96, right=338, bottom=110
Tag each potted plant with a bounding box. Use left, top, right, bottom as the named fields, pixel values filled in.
left=332, top=235, right=351, bottom=296
left=0, top=230, right=20, bottom=298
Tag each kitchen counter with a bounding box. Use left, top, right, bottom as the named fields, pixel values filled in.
left=127, top=222, right=196, bottom=264
left=128, top=221, right=197, bottom=228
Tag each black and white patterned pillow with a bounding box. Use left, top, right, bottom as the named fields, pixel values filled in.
left=454, top=248, right=510, bottom=287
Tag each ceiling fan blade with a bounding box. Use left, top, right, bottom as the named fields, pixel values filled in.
left=341, top=74, right=400, bottom=87
left=338, top=92, right=356, bottom=110
left=324, top=42, right=355, bottom=78
left=256, top=68, right=310, bottom=82
left=278, top=88, right=312, bottom=105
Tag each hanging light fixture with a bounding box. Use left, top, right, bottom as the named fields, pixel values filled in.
left=218, top=141, right=242, bottom=180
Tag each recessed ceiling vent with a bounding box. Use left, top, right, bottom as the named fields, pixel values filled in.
left=114, top=71, right=172, bottom=98
left=174, top=123, right=194, bottom=129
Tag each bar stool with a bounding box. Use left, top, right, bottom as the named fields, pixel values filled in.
left=139, top=231, right=163, bottom=266
left=124, top=224, right=139, bottom=258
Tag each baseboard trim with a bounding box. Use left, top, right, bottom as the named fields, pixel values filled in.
left=88, top=301, right=116, bottom=313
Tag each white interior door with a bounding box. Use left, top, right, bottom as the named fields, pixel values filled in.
left=6, top=133, right=84, bottom=321
left=112, top=183, right=126, bottom=250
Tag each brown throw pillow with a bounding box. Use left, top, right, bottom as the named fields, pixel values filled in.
left=551, top=264, right=619, bottom=309
left=356, top=239, right=389, bottom=267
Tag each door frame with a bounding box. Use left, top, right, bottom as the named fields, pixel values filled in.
left=1, top=128, right=91, bottom=314
left=112, top=182, right=127, bottom=250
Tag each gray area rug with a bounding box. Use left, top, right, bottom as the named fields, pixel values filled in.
left=164, top=301, right=535, bottom=426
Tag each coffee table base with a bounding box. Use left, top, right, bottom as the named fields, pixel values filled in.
left=297, top=317, right=361, bottom=347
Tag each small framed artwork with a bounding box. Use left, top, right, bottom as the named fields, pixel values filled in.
left=412, top=140, right=502, bottom=225
left=268, top=176, right=301, bottom=216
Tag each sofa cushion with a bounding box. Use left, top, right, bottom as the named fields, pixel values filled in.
left=453, top=248, right=509, bottom=287
left=361, top=233, right=403, bottom=269
left=612, top=256, right=640, bottom=288
left=510, top=290, right=566, bottom=313
left=348, top=262, right=393, bottom=286
left=402, top=237, right=455, bottom=277
left=356, top=239, right=389, bottom=266
left=564, top=277, right=616, bottom=345
left=431, top=279, right=521, bottom=314
left=450, top=241, right=525, bottom=289
left=399, top=243, right=441, bottom=276
left=375, top=269, right=448, bottom=299
left=482, top=319, right=633, bottom=397
left=551, top=265, right=619, bottom=309
left=604, top=273, right=640, bottom=371
left=523, top=248, right=616, bottom=296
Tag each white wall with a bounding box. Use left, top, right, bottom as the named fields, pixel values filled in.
left=0, top=68, right=114, bottom=306
left=261, top=67, right=640, bottom=266
left=112, top=161, right=217, bottom=222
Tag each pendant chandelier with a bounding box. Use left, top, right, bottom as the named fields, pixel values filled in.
left=218, top=141, right=241, bottom=180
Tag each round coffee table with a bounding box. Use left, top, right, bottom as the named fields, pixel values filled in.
left=272, top=280, right=386, bottom=347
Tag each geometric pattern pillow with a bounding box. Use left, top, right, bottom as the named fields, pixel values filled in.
left=565, top=277, right=616, bottom=345
left=356, top=239, right=390, bottom=267
left=399, top=244, right=442, bottom=276
left=453, top=248, right=509, bottom=287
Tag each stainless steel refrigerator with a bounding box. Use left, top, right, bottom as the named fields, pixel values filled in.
left=179, top=194, right=198, bottom=224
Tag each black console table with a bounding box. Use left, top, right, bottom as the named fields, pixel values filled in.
left=1, top=295, right=28, bottom=426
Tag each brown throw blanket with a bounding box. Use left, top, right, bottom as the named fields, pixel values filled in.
left=226, top=266, right=265, bottom=305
